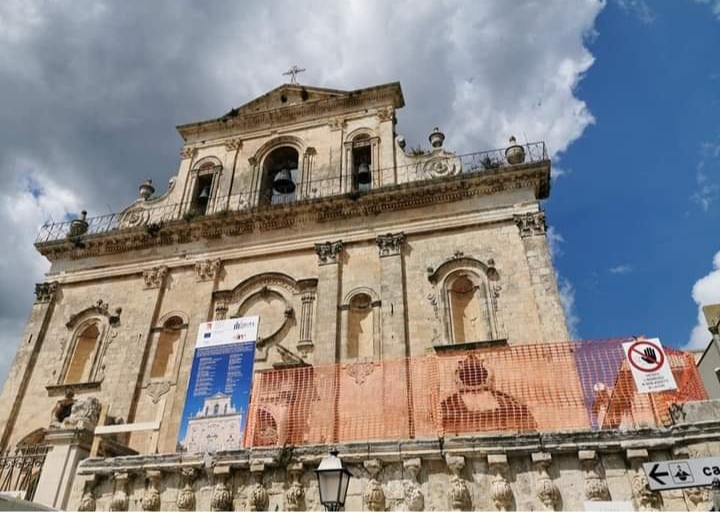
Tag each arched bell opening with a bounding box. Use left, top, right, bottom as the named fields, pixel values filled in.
left=351, top=134, right=372, bottom=192
left=260, top=146, right=299, bottom=206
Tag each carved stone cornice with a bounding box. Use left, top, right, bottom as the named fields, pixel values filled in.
left=314, top=240, right=343, bottom=265
left=195, top=259, right=222, bottom=282
left=375, top=232, right=405, bottom=257
left=142, top=266, right=168, bottom=289
left=34, top=281, right=59, bottom=304
left=35, top=164, right=549, bottom=262
left=514, top=211, right=546, bottom=238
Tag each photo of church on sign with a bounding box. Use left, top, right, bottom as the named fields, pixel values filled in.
left=182, top=392, right=243, bottom=453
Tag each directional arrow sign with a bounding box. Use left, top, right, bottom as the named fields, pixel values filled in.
left=643, top=457, right=720, bottom=491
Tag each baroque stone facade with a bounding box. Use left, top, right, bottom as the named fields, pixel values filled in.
left=0, top=80, right=714, bottom=511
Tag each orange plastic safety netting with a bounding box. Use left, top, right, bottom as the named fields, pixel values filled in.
left=243, top=339, right=707, bottom=448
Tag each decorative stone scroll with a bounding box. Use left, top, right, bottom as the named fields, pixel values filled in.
left=579, top=450, right=609, bottom=502
left=488, top=454, right=513, bottom=511
left=214, top=301, right=229, bottom=321
left=142, top=266, right=168, bottom=289
left=34, top=281, right=58, bottom=304
left=532, top=452, right=560, bottom=511
left=78, top=475, right=98, bottom=512
left=142, top=470, right=162, bottom=512
left=225, top=138, right=243, bottom=151
left=446, top=455, right=472, bottom=511
left=180, top=146, right=197, bottom=160
left=627, top=449, right=662, bottom=511
left=211, top=465, right=234, bottom=512
left=110, top=472, right=129, bottom=512
left=403, top=458, right=424, bottom=511
left=195, top=259, right=222, bottom=282
left=285, top=462, right=305, bottom=512
left=375, top=232, right=405, bottom=258
left=314, top=240, right=343, bottom=265
left=247, top=461, right=269, bottom=512
left=363, top=460, right=386, bottom=511
left=514, top=211, right=547, bottom=238
left=176, top=467, right=197, bottom=512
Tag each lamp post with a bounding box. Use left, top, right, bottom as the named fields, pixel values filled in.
left=315, top=448, right=352, bottom=512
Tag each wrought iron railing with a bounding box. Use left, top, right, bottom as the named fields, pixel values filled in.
left=35, top=142, right=548, bottom=244
left=0, top=444, right=49, bottom=501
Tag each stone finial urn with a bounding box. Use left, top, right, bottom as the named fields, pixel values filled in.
left=68, top=210, right=89, bottom=237
left=139, top=179, right=155, bottom=200
left=505, top=136, right=525, bottom=165
left=429, top=127, right=445, bottom=148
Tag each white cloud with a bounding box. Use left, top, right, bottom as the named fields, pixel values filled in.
left=609, top=264, right=633, bottom=274
left=695, top=0, right=720, bottom=19
left=614, top=0, right=656, bottom=24
left=687, top=251, right=720, bottom=349
left=690, top=137, right=720, bottom=211
left=547, top=226, right=566, bottom=260
left=0, top=0, right=605, bottom=384
left=547, top=226, right=580, bottom=339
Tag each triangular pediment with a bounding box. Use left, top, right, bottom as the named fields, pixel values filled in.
left=223, top=84, right=351, bottom=118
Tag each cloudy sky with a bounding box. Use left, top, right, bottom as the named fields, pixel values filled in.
left=0, top=0, right=718, bottom=384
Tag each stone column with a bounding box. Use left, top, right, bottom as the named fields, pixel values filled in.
left=514, top=211, right=570, bottom=342
left=375, top=233, right=408, bottom=358
left=34, top=427, right=94, bottom=510
left=0, top=282, right=58, bottom=450
left=313, top=241, right=343, bottom=364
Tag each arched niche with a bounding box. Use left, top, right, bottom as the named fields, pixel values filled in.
left=339, top=287, right=381, bottom=361
left=427, top=256, right=503, bottom=346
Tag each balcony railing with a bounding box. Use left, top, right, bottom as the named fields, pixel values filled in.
left=35, top=142, right=548, bottom=244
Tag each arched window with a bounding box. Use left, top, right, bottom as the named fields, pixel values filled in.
left=190, top=160, right=221, bottom=215
left=447, top=274, right=491, bottom=344
left=213, top=404, right=220, bottom=416
left=351, top=134, right=373, bottom=192
left=150, top=316, right=183, bottom=378
left=260, top=146, right=299, bottom=206
left=65, top=323, right=101, bottom=384
left=347, top=293, right=374, bottom=359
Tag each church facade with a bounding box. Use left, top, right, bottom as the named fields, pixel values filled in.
left=0, top=81, right=717, bottom=511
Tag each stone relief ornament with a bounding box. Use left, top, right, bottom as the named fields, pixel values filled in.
left=180, top=146, right=197, bottom=160
left=513, top=211, right=547, bottom=238
left=684, top=486, right=710, bottom=511
left=363, top=460, right=386, bottom=512
left=145, top=381, right=171, bottom=404
left=142, top=266, right=168, bottom=289
left=214, top=301, right=229, bottom=321
left=446, top=455, right=472, bottom=511
left=64, top=397, right=102, bottom=430
left=403, top=458, right=424, bottom=512
left=579, top=451, right=609, bottom=502
left=211, top=468, right=233, bottom=512
left=284, top=463, right=305, bottom=512
left=34, top=281, right=58, bottom=304
left=346, top=361, right=377, bottom=385
left=119, top=208, right=149, bottom=229
left=630, top=469, right=662, bottom=511
left=176, top=468, right=196, bottom=512
left=142, top=471, right=162, bottom=512
left=314, top=240, right=343, bottom=265
left=488, top=456, right=513, bottom=512
left=375, top=232, right=405, bottom=258
left=225, top=138, right=243, bottom=151
left=78, top=478, right=97, bottom=512
left=533, top=453, right=560, bottom=511
left=422, top=155, right=459, bottom=178
left=110, top=472, right=129, bottom=512
left=195, top=259, right=222, bottom=282
left=247, top=463, right=269, bottom=512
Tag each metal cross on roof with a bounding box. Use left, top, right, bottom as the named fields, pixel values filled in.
left=282, top=65, right=306, bottom=85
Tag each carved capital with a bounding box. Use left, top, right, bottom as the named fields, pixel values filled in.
left=375, top=232, right=405, bottom=257
left=579, top=450, right=609, bottom=502
left=195, top=258, right=222, bottom=282
left=34, top=281, right=58, bottom=304
left=314, top=240, right=343, bottom=265
left=532, top=453, right=559, bottom=511
left=376, top=107, right=394, bottom=122
left=225, top=138, right=243, bottom=151
left=514, top=211, right=546, bottom=238
left=446, top=455, right=471, bottom=511
left=142, top=266, right=168, bottom=289
left=211, top=467, right=233, bottom=512
left=403, top=458, right=424, bottom=511
left=176, top=468, right=197, bottom=512
left=180, top=146, right=197, bottom=160
left=328, top=117, right=346, bottom=131
left=110, top=472, right=129, bottom=512
left=285, top=462, right=305, bottom=512
left=363, top=460, right=385, bottom=511
left=214, top=301, right=229, bottom=321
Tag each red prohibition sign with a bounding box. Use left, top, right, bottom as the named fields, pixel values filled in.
left=628, top=340, right=664, bottom=373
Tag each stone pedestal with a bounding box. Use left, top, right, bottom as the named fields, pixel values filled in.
left=34, top=427, right=94, bottom=510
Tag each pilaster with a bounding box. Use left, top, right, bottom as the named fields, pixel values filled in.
left=375, top=233, right=407, bottom=358
left=313, top=241, right=343, bottom=364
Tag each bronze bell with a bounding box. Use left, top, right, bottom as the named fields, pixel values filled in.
left=356, top=163, right=371, bottom=185
left=273, top=168, right=296, bottom=194
left=198, top=184, right=211, bottom=201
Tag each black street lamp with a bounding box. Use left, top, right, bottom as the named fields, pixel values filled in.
left=315, top=448, right=352, bottom=511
